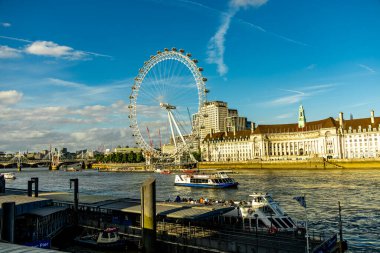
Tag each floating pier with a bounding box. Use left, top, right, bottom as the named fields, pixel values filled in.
left=0, top=180, right=344, bottom=253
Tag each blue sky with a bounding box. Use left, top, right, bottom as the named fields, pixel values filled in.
left=1, top=0, right=380, bottom=152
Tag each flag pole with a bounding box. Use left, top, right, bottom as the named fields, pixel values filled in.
left=305, top=194, right=310, bottom=253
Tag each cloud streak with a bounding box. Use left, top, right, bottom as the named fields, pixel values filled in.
left=358, top=64, right=375, bottom=73
left=0, top=90, right=23, bottom=105
left=265, top=83, right=336, bottom=106
left=207, top=0, right=268, bottom=76
left=1, top=23, right=11, bottom=28
left=0, top=45, right=22, bottom=58
left=0, top=36, right=112, bottom=60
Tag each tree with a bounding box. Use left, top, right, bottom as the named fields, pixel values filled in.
left=191, top=151, right=202, bottom=162
left=127, top=151, right=135, bottom=163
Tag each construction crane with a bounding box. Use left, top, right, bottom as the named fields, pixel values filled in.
left=146, top=127, right=153, bottom=148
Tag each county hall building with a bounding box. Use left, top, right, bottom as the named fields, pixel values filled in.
left=201, top=105, right=380, bottom=161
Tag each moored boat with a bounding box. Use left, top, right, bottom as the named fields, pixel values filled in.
left=1, top=172, right=16, bottom=180
left=74, top=227, right=126, bottom=249
left=154, top=168, right=172, bottom=174
left=174, top=171, right=238, bottom=188
left=224, top=192, right=298, bottom=232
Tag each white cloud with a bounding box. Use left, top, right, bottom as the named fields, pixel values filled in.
left=25, top=41, right=86, bottom=60
left=275, top=113, right=293, bottom=119
left=207, top=0, right=268, bottom=76
left=230, top=0, right=268, bottom=8
left=358, top=64, right=375, bottom=74
left=0, top=45, right=22, bottom=58
left=0, top=90, right=23, bottom=105
left=265, top=84, right=336, bottom=107
left=1, top=22, right=11, bottom=27
left=306, top=64, right=316, bottom=70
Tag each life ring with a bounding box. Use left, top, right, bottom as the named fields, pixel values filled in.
left=247, top=208, right=253, bottom=215
left=296, top=227, right=306, bottom=236
left=268, top=226, right=278, bottom=234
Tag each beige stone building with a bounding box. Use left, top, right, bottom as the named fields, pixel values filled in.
left=201, top=106, right=380, bottom=161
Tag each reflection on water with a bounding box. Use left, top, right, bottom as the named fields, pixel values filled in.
left=4, top=167, right=380, bottom=252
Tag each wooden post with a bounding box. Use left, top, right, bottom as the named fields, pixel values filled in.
left=31, top=177, right=38, bottom=197
left=1, top=202, right=15, bottom=243
left=70, top=178, right=79, bottom=226
left=27, top=180, right=33, bottom=197
left=141, top=177, right=156, bottom=253
left=338, top=201, right=343, bottom=253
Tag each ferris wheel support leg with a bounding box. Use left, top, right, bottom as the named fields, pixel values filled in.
left=168, top=111, right=186, bottom=145
left=168, top=111, right=177, bottom=148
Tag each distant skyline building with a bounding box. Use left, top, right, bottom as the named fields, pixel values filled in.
left=199, top=101, right=229, bottom=139
left=201, top=106, right=380, bottom=161
left=199, top=101, right=251, bottom=140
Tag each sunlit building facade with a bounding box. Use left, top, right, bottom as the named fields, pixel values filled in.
left=201, top=106, right=380, bottom=161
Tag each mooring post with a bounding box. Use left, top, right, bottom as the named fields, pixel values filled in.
left=141, top=177, right=156, bottom=253
left=0, top=175, right=5, bottom=193
left=31, top=177, right=39, bottom=197
left=70, top=178, right=79, bottom=226
left=1, top=202, right=15, bottom=243
left=27, top=180, right=33, bottom=197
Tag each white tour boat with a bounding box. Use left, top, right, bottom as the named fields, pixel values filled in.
left=1, top=172, right=16, bottom=180
left=224, top=192, right=298, bottom=232
left=174, top=171, right=238, bottom=188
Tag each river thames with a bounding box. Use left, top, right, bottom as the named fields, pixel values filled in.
left=3, top=167, right=379, bottom=252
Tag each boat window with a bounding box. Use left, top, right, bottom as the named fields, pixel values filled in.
left=268, top=217, right=281, bottom=228
left=102, top=233, right=108, bottom=239
left=282, top=218, right=294, bottom=228
left=110, top=232, right=116, bottom=238
left=275, top=218, right=286, bottom=228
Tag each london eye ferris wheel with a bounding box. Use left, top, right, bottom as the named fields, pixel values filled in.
left=128, top=48, right=208, bottom=162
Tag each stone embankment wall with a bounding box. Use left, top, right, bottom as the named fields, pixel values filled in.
left=199, top=158, right=380, bottom=170
left=91, top=162, right=146, bottom=171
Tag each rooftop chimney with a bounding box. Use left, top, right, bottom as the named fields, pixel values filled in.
left=371, top=110, right=375, bottom=124
left=339, top=112, right=344, bottom=127
left=251, top=122, right=256, bottom=133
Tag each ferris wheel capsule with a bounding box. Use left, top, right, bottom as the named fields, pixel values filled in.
left=192, top=59, right=198, bottom=63
left=179, top=49, right=185, bottom=53
left=202, top=77, right=207, bottom=82
left=186, top=53, right=192, bottom=57
left=172, top=47, right=177, bottom=51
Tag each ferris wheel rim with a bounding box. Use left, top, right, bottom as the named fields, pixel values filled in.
left=128, top=48, right=207, bottom=158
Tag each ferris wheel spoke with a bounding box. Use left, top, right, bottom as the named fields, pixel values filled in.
left=129, top=48, right=207, bottom=162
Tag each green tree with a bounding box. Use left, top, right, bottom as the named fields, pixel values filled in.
left=191, top=151, right=202, bottom=162
left=127, top=151, right=135, bottom=163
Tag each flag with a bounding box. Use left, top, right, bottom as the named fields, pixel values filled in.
left=293, top=196, right=307, bottom=208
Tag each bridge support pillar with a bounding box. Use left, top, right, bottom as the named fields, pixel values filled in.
left=141, top=177, right=156, bottom=253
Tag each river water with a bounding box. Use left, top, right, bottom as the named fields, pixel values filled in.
left=3, top=167, right=379, bottom=252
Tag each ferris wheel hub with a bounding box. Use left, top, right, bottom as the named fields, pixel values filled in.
left=160, top=102, right=176, bottom=110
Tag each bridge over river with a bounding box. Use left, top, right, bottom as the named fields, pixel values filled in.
left=0, top=154, right=95, bottom=170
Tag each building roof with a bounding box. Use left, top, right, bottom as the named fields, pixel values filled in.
left=0, top=242, right=63, bottom=253
left=0, top=193, right=52, bottom=216
left=27, top=206, right=68, bottom=217
left=203, top=117, right=341, bottom=141
left=253, top=117, right=338, bottom=134
left=204, top=130, right=251, bottom=141
left=343, top=116, right=380, bottom=131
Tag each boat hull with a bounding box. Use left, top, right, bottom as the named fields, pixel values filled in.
left=174, top=182, right=238, bottom=188
left=74, top=238, right=127, bottom=250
